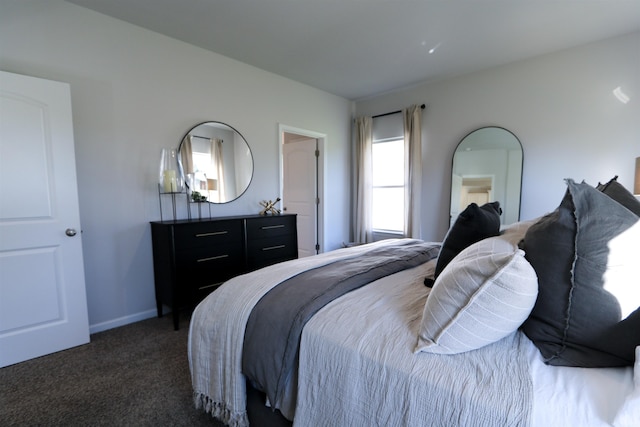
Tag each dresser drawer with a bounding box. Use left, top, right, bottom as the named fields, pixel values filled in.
left=247, top=234, right=297, bottom=270
left=179, top=259, right=242, bottom=292
left=245, top=216, right=296, bottom=240
left=173, top=220, right=242, bottom=250
left=176, top=246, right=243, bottom=271
left=176, top=250, right=244, bottom=298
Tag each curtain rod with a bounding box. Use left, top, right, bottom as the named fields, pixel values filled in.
left=192, top=135, right=223, bottom=143
left=372, top=103, right=425, bottom=119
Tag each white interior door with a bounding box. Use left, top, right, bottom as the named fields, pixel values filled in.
left=283, top=137, right=317, bottom=258
left=0, top=71, right=90, bottom=368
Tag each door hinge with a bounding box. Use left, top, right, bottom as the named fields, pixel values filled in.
left=315, top=149, right=320, bottom=157
left=315, top=244, right=320, bottom=251
left=316, top=197, right=320, bottom=205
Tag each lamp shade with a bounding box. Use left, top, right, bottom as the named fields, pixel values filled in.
left=635, top=157, right=640, bottom=196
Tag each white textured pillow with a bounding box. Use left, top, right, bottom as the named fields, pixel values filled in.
left=415, top=234, right=538, bottom=355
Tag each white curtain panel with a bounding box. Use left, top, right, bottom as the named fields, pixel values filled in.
left=180, top=135, right=194, bottom=176
left=403, top=105, right=423, bottom=239
left=212, top=138, right=225, bottom=202
left=353, top=116, right=373, bottom=243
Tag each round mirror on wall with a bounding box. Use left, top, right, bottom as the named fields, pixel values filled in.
left=177, top=121, right=254, bottom=204
left=450, top=126, right=523, bottom=226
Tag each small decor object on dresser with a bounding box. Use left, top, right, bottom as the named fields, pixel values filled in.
left=259, top=197, right=281, bottom=215
left=158, top=148, right=183, bottom=193
left=191, top=191, right=207, bottom=202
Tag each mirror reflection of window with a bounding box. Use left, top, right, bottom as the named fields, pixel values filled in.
left=192, top=148, right=219, bottom=202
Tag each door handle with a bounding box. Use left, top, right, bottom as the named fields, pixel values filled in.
left=65, top=228, right=77, bottom=237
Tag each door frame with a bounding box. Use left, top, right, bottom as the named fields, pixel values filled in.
left=278, top=124, right=325, bottom=254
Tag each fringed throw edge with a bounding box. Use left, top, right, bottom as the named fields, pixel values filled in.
left=194, top=392, right=249, bottom=427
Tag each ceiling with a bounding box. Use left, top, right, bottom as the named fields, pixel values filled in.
left=65, top=0, right=640, bottom=100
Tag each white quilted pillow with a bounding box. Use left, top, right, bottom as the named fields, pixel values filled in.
left=415, top=233, right=538, bottom=355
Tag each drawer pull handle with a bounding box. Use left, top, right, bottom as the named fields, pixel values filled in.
left=197, top=254, right=229, bottom=262
left=261, top=225, right=285, bottom=230
left=199, top=282, right=223, bottom=291
left=195, top=231, right=228, bottom=237
left=262, top=244, right=286, bottom=251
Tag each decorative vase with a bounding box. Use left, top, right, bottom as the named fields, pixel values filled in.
left=159, top=148, right=183, bottom=193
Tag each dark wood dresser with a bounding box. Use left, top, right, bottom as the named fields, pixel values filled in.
left=150, top=214, right=297, bottom=329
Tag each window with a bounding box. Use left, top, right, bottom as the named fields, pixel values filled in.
left=191, top=148, right=220, bottom=201
left=372, top=137, right=404, bottom=233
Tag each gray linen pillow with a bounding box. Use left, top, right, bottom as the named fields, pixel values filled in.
left=521, top=179, right=640, bottom=367
left=596, top=175, right=640, bottom=216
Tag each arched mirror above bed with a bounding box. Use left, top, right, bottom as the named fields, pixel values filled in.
left=450, top=127, right=523, bottom=226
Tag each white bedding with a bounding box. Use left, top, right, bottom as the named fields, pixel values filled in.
left=296, top=259, right=635, bottom=426
left=295, top=260, right=531, bottom=426
left=529, top=342, right=634, bottom=426
left=188, top=240, right=636, bottom=427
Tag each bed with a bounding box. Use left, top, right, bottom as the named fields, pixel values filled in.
left=188, top=178, right=640, bottom=427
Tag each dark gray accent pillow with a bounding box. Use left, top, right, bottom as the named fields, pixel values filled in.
left=425, top=202, right=502, bottom=287
left=596, top=175, right=640, bottom=216
left=521, top=179, right=640, bottom=367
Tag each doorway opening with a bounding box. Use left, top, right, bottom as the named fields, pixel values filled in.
left=279, top=124, right=325, bottom=256
left=450, top=174, right=495, bottom=226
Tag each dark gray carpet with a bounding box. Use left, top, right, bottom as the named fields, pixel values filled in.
left=0, top=314, right=223, bottom=426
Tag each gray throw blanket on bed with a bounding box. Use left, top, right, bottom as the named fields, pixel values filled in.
left=242, top=240, right=440, bottom=411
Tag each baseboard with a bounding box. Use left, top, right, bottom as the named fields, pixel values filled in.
left=89, top=309, right=158, bottom=334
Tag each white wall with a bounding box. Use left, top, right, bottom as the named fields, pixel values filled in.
left=0, top=1, right=353, bottom=332
left=356, top=32, right=640, bottom=241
